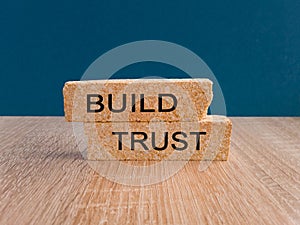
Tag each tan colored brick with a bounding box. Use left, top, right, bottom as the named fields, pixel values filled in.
left=84, top=115, right=232, bottom=161
left=63, top=79, right=213, bottom=122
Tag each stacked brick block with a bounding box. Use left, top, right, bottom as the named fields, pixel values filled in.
left=63, top=79, right=232, bottom=161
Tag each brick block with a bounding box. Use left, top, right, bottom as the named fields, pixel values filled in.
left=63, top=79, right=212, bottom=122
left=84, top=115, right=232, bottom=161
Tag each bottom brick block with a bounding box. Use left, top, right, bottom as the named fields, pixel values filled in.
left=84, top=115, right=232, bottom=161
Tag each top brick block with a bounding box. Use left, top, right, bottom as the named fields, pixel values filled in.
left=63, top=79, right=213, bottom=122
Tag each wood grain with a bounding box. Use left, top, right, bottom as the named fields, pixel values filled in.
left=0, top=117, right=299, bottom=225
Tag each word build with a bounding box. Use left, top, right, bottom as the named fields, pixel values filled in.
left=63, top=79, right=212, bottom=122
left=87, top=93, right=177, bottom=113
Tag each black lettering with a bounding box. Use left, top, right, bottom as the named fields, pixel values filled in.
left=151, top=132, right=168, bottom=151
left=158, top=94, right=177, bottom=112
left=112, top=132, right=128, bottom=150
left=131, top=94, right=136, bottom=112
left=87, top=94, right=104, bottom=113
left=131, top=132, right=149, bottom=150
left=108, top=94, right=126, bottom=113
left=140, top=94, right=155, bottom=112
left=171, top=132, right=188, bottom=151
left=190, top=132, right=206, bottom=150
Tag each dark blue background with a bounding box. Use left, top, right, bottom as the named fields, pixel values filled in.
left=1, top=0, right=299, bottom=116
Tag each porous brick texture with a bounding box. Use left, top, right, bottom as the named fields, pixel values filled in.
left=84, top=115, right=232, bottom=161
left=63, top=79, right=213, bottom=122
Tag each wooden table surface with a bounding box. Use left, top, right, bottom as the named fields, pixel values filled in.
left=0, top=117, right=299, bottom=225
